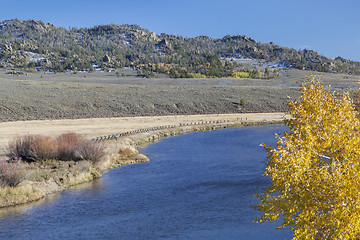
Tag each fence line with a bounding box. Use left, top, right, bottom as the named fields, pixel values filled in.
left=92, top=118, right=250, bottom=142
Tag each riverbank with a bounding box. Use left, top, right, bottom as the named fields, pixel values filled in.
left=0, top=125, right=293, bottom=239
left=0, top=113, right=287, bottom=208
left=0, top=112, right=287, bottom=155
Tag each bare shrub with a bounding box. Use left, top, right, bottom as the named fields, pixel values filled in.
left=7, top=135, right=36, bottom=162
left=56, top=133, right=84, bottom=161
left=0, top=161, right=27, bottom=187
left=77, top=140, right=105, bottom=163
left=8, top=135, right=58, bottom=162
left=31, top=136, right=57, bottom=160
left=8, top=132, right=103, bottom=163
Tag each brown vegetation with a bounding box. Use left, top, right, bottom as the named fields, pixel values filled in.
left=1, top=68, right=359, bottom=123
left=77, top=140, right=105, bottom=163
left=56, top=133, right=84, bottom=161
left=0, top=184, right=44, bottom=208
left=0, top=161, right=27, bottom=187
left=31, top=136, right=58, bottom=161
left=0, top=129, right=150, bottom=208
left=7, top=132, right=105, bottom=164
left=7, top=135, right=37, bottom=162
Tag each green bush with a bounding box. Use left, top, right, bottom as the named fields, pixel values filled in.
left=239, top=98, right=246, bottom=106
left=186, top=72, right=207, bottom=78
left=231, top=71, right=250, bottom=78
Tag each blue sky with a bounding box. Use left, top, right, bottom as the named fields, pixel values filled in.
left=2, top=0, right=360, bottom=61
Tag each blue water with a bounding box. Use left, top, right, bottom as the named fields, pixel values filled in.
left=0, top=125, right=292, bottom=239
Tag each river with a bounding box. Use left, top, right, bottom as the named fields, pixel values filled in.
left=0, top=125, right=292, bottom=239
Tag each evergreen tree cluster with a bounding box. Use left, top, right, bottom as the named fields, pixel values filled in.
left=0, top=19, right=359, bottom=77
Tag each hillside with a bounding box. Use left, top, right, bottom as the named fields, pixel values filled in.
left=1, top=19, right=360, bottom=77
left=0, top=68, right=359, bottom=122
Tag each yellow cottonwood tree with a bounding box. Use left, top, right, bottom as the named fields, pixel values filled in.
left=255, top=76, right=360, bottom=239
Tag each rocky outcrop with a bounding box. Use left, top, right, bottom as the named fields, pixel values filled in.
left=2, top=44, right=12, bottom=52
left=103, top=54, right=111, bottom=63
left=156, top=39, right=172, bottom=50
left=0, top=19, right=359, bottom=75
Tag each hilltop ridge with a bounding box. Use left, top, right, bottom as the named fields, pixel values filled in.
left=0, top=19, right=359, bottom=77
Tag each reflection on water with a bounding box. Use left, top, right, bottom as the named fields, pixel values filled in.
left=0, top=126, right=292, bottom=240
left=0, top=179, right=103, bottom=220
left=0, top=193, right=60, bottom=220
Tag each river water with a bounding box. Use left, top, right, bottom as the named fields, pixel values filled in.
left=0, top=125, right=292, bottom=239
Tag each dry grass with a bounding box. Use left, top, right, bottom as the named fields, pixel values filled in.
left=1, top=69, right=358, bottom=124
left=111, top=147, right=149, bottom=166
left=0, top=182, right=44, bottom=208
left=71, top=160, right=91, bottom=174
left=0, top=136, right=148, bottom=208
left=66, top=171, right=95, bottom=186
left=119, top=147, right=138, bottom=158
